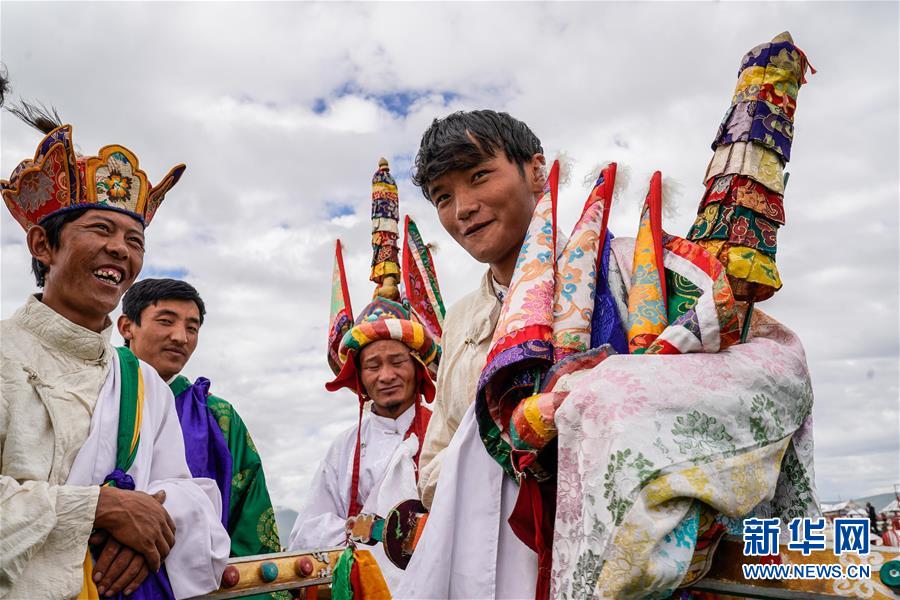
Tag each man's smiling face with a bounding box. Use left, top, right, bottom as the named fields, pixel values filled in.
left=40, top=209, right=145, bottom=327
left=358, top=339, right=418, bottom=418
left=428, top=152, right=544, bottom=281
left=119, top=298, right=201, bottom=381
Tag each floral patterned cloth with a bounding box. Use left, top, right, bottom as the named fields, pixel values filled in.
left=689, top=202, right=780, bottom=257
left=700, top=175, right=785, bottom=225
left=551, top=310, right=817, bottom=599
left=626, top=173, right=668, bottom=354
left=704, top=141, right=785, bottom=195
left=713, top=100, right=794, bottom=162
left=554, top=164, right=617, bottom=360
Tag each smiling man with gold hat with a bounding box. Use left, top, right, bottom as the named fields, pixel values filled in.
left=288, top=159, right=444, bottom=594
left=0, top=107, right=229, bottom=600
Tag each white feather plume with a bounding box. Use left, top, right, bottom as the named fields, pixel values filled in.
left=634, top=171, right=682, bottom=219
left=581, top=162, right=631, bottom=204
left=614, top=164, right=632, bottom=203
left=660, top=175, right=682, bottom=219
left=552, top=151, right=574, bottom=187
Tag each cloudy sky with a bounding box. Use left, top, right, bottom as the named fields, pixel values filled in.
left=2, top=2, right=897, bottom=515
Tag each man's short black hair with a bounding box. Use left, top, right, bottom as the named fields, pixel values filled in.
left=31, top=208, right=91, bottom=287
left=411, top=110, right=543, bottom=201
left=122, top=278, right=206, bottom=326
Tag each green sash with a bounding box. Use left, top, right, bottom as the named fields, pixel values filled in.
left=111, top=347, right=143, bottom=480
left=78, top=348, right=145, bottom=599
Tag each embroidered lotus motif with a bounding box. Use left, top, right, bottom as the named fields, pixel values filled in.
left=100, top=173, right=131, bottom=199
left=94, top=151, right=139, bottom=206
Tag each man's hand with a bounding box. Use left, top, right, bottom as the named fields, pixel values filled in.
left=91, top=537, right=150, bottom=597
left=93, top=487, right=176, bottom=571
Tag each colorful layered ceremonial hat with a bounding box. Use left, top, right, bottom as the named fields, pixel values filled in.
left=325, top=293, right=441, bottom=399
left=325, top=159, right=444, bottom=396
left=1, top=124, right=185, bottom=230
left=323, top=158, right=445, bottom=517
left=689, top=31, right=813, bottom=303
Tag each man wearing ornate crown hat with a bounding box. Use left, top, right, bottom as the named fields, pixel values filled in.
left=0, top=109, right=229, bottom=600
left=288, top=160, right=443, bottom=593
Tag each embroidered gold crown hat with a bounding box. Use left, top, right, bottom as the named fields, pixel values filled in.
left=1, top=123, right=185, bottom=230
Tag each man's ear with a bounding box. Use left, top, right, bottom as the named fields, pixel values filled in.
left=26, top=225, right=53, bottom=271
left=117, top=314, right=135, bottom=341
left=528, top=153, right=547, bottom=194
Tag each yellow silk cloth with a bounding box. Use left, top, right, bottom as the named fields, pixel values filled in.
left=700, top=240, right=783, bottom=290
left=78, top=551, right=100, bottom=600
left=355, top=549, right=391, bottom=599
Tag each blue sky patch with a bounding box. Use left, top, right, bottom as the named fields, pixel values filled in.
left=140, top=266, right=189, bottom=279
left=325, top=202, right=355, bottom=219
left=313, top=82, right=462, bottom=118
left=388, top=153, right=414, bottom=181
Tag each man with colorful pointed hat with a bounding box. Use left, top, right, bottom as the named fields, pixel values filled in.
left=117, top=278, right=284, bottom=599
left=0, top=110, right=229, bottom=600
left=288, top=160, right=443, bottom=594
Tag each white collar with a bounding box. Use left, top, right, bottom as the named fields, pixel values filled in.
left=368, top=403, right=416, bottom=434
left=14, top=294, right=112, bottom=363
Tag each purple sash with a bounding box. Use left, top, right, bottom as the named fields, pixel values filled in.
left=173, top=377, right=233, bottom=530
left=95, top=471, right=175, bottom=600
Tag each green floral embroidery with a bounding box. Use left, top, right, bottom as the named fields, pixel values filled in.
left=653, top=437, right=672, bottom=460
left=217, top=414, right=232, bottom=439
left=665, top=271, right=702, bottom=323
left=748, top=394, right=784, bottom=444
left=233, top=468, right=253, bottom=494
left=246, top=430, right=258, bottom=455
left=559, top=331, right=588, bottom=353
left=567, top=549, right=603, bottom=600
left=603, top=449, right=656, bottom=525
left=671, top=411, right=735, bottom=457
left=792, top=380, right=814, bottom=427
left=771, top=450, right=815, bottom=521
left=256, top=507, right=280, bottom=551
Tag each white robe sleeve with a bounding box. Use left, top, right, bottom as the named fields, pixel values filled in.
left=66, top=357, right=230, bottom=600
left=140, top=365, right=230, bottom=599
left=0, top=476, right=98, bottom=597
left=288, top=445, right=349, bottom=551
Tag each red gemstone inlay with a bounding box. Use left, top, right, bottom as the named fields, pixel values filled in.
left=295, top=557, right=314, bottom=577
left=222, top=565, right=240, bottom=587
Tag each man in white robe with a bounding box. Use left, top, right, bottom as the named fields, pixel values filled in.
left=288, top=297, right=440, bottom=592
left=401, top=109, right=817, bottom=600
left=393, top=110, right=548, bottom=599
left=0, top=117, right=229, bottom=599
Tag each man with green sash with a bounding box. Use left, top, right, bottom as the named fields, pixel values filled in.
left=118, top=278, right=282, bottom=562
left=0, top=112, right=229, bottom=599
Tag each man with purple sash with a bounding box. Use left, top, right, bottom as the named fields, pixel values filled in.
left=118, top=279, right=282, bottom=569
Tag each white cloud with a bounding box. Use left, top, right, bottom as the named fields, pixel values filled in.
left=1, top=2, right=897, bottom=514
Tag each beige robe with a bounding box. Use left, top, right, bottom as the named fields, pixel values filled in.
left=1, top=295, right=228, bottom=599
left=417, top=269, right=501, bottom=509
left=1, top=296, right=108, bottom=599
